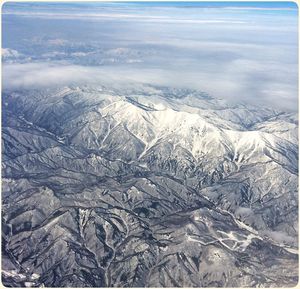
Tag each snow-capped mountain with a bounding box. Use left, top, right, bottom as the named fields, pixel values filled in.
left=2, top=84, right=298, bottom=287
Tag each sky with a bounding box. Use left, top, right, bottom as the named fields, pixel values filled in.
left=2, top=1, right=298, bottom=110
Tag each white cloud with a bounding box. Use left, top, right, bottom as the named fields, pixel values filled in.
left=2, top=3, right=298, bottom=111
left=2, top=60, right=297, bottom=111
left=70, top=52, right=89, bottom=57
left=47, top=38, right=69, bottom=46
left=42, top=51, right=67, bottom=58
left=2, top=48, right=22, bottom=58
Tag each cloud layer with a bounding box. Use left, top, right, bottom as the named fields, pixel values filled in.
left=2, top=2, right=298, bottom=111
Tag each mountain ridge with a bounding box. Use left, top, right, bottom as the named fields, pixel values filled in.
left=2, top=84, right=298, bottom=287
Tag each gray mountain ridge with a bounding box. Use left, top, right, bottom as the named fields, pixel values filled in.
left=2, top=84, right=298, bottom=287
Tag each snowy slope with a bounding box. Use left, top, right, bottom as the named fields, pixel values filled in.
left=2, top=84, right=298, bottom=287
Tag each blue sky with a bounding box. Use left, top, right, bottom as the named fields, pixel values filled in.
left=115, top=1, right=298, bottom=8
left=4, top=1, right=298, bottom=8
left=2, top=1, right=298, bottom=110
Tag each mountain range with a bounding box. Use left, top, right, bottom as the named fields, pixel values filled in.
left=2, top=84, right=298, bottom=287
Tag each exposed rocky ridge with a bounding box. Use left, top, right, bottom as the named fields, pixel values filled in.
left=2, top=84, right=298, bottom=287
